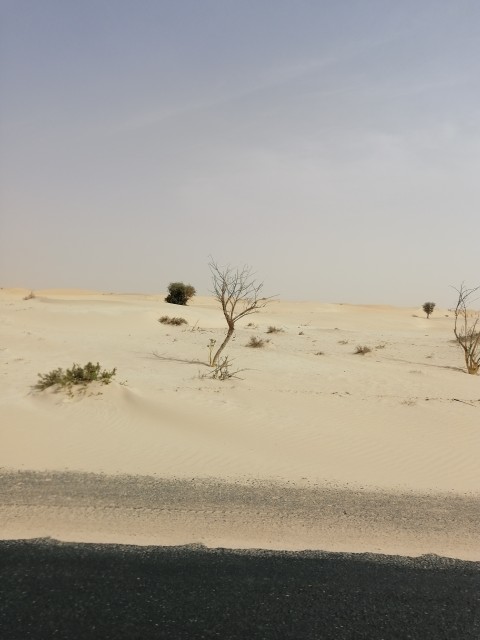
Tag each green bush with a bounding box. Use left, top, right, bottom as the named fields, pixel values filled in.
left=35, top=362, right=117, bottom=391
left=158, top=316, right=188, bottom=326
left=165, top=282, right=196, bottom=306
left=422, top=302, right=436, bottom=319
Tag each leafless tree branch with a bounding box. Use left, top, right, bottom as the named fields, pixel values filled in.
left=452, top=282, right=480, bottom=375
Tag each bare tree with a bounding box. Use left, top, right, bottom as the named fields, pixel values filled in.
left=453, top=283, right=480, bottom=375
left=209, top=259, right=273, bottom=366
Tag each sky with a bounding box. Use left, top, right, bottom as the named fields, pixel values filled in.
left=1, top=0, right=479, bottom=307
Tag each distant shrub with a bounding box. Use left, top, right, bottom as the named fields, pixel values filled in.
left=23, top=291, right=35, bottom=300
left=35, top=362, right=116, bottom=391
left=338, top=339, right=349, bottom=345
left=315, top=351, right=325, bottom=356
left=354, top=345, right=372, bottom=355
left=266, top=326, right=284, bottom=334
left=165, top=282, right=196, bottom=306
left=422, top=302, right=436, bottom=319
left=247, top=336, right=267, bottom=348
left=159, top=316, right=188, bottom=326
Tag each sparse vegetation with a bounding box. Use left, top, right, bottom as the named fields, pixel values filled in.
left=209, top=259, right=274, bottom=365
left=354, top=345, right=372, bottom=355
left=315, top=351, right=325, bottom=356
left=453, top=283, right=480, bottom=375
left=165, top=282, right=196, bottom=306
left=158, top=316, right=188, bottom=326
left=247, top=336, right=267, bottom=348
left=422, top=302, right=436, bottom=319
left=266, top=326, right=284, bottom=334
left=338, top=339, right=349, bottom=345
left=35, top=362, right=116, bottom=392
left=200, top=356, right=245, bottom=380
left=23, top=291, right=35, bottom=300
left=207, top=338, right=216, bottom=366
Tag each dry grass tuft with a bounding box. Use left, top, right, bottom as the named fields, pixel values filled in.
left=159, top=316, right=188, bottom=326
left=266, top=326, right=284, bottom=334
left=354, top=345, right=372, bottom=355
left=247, top=336, right=268, bottom=348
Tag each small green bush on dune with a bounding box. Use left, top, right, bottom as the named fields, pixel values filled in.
left=165, top=282, right=196, bottom=306
left=35, top=362, right=116, bottom=391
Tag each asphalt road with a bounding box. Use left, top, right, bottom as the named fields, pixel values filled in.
left=1, top=539, right=479, bottom=640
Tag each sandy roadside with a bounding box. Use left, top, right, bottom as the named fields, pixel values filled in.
left=1, top=470, right=478, bottom=560
left=1, top=289, right=479, bottom=561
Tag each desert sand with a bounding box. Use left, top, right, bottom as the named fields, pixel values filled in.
left=1, top=288, right=479, bottom=560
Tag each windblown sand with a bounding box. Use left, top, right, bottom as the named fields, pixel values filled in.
left=1, top=289, right=478, bottom=559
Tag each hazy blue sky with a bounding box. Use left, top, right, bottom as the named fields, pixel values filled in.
left=1, top=1, right=479, bottom=306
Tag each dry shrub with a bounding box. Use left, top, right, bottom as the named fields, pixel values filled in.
left=354, top=345, right=371, bottom=355
left=453, top=283, right=480, bottom=375
left=266, top=326, right=284, bottom=334
left=159, top=316, right=188, bottom=326
left=200, top=356, right=245, bottom=380
left=247, top=336, right=267, bottom=348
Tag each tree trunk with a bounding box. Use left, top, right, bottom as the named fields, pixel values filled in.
left=212, top=325, right=235, bottom=366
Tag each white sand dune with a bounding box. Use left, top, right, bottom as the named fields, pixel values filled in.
left=1, top=288, right=479, bottom=558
